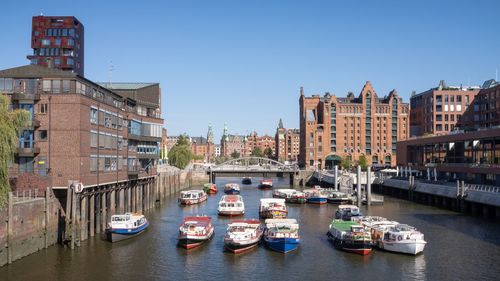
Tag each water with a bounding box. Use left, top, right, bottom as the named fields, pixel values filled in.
left=2, top=177, right=500, bottom=281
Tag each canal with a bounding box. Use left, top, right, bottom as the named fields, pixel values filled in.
left=2, top=177, right=500, bottom=281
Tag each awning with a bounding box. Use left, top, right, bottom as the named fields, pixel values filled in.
left=325, top=155, right=341, bottom=161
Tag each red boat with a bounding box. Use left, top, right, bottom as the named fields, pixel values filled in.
left=178, top=216, right=214, bottom=249
left=259, top=179, right=273, bottom=189
left=203, top=183, right=217, bottom=194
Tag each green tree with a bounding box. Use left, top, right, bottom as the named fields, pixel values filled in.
left=251, top=147, right=262, bottom=157
left=341, top=157, right=352, bottom=170
left=358, top=155, right=367, bottom=170
left=0, top=95, right=30, bottom=206
left=167, top=135, right=193, bottom=169
left=230, top=150, right=240, bottom=159
left=264, top=147, right=274, bottom=159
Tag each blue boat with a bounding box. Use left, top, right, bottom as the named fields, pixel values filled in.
left=263, top=219, right=300, bottom=253
left=224, top=183, right=240, bottom=194
left=106, top=213, right=149, bottom=242
left=303, top=189, right=328, bottom=205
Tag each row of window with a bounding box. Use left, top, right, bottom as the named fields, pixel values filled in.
left=90, top=155, right=124, bottom=172
left=128, top=120, right=162, bottom=138
left=43, top=28, right=76, bottom=37
left=90, top=131, right=124, bottom=150
left=41, top=38, right=74, bottom=46
left=90, top=107, right=124, bottom=130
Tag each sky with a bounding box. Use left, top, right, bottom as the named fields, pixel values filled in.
left=1, top=0, right=499, bottom=142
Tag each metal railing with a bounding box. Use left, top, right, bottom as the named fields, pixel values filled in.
left=13, top=188, right=45, bottom=203
left=464, top=183, right=500, bottom=193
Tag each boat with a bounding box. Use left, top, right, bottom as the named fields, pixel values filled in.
left=223, top=219, right=263, bottom=254
left=177, top=216, right=214, bottom=249
left=242, top=177, right=252, bottom=184
left=259, top=179, right=273, bottom=189
left=326, top=219, right=373, bottom=255
left=335, top=204, right=362, bottom=220
left=218, top=195, right=245, bottom=216
left=259, top=198, right=288, bottom=219
left=303, top=188, right=328, bottom=204
left=263, top=219, right=300, bottom=253
left=372, top=224, right=427, bottom=255
left=273, top=189, right=306, bottom=204
left=178, top=190, right=208, bottom=205
left=224, top=183, right=240, bottom=194
left=106, top=213, right=149, bottom=242
left=326, top=191, right=354, bottom=204
left=203, top=183, right=217, bottom=194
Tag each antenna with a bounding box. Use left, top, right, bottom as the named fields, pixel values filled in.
left=108, top=61, right=114, bottom=88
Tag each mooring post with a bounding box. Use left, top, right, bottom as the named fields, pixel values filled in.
left=127, top=187, right=131, bottom=212
left=101, top=192, right=107, bottom=233
left=89, top=193, right=95, bottom=237
left=7, top=192, right=13, bottom=264
left=357, top=165, right=362, bottom=207
left=367, top=166, right=372, bottom=207
left=119, top=188, right=124, bottom=213
left=95, top=192, right=101, bottom=234
left=334, top=165, right=339, bottom=191
left=80, top=195, right=87, bottom=242
left=71, top=187, right=77, bottom=249
left=427, top=168, right=431, bottom=181
left=434, top=168, right=438, bottom=182
left=44, top=187, right=50, bottom=248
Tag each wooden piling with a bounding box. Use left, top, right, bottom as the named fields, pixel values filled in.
left=44, top=187, right=50, bottom=248
left=89, top=193, right=95, bottom=237
left=110, top=189, right=116, bottom=218
left=101, top=192, right=107, bottom=233
left=119, top=188, right=124, bottom=213
left=71, top=188, right=77, bottom=249
left=7, top=192, right=13, bottom=264
left=95, top=193, right=101, bottom=234
left=356, top=166, right=361, bottom=207
left=80, top=195, right=87, bottom=242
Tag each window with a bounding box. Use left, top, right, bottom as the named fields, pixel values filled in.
left=19, top=157, right=34, bottom=173
left=54, top=58, right=61, bottom=65
left=451, top=115, right=455, bottom=122
left=67, top=39, right=74, bottom=46
left=90, top=132, right=97, bottom=147
left=69, top=29, right=75, bottom=37
left=40, top=103, right=48, bottom=114
left=39, top=130, right=47, bottom=141
left=55, top=38, right=61, bottom=46
left=41, top=39, right=50, bottom=46
left=37, top=157, right=47, bottom=176
left=67, top=58, right=74, bottom=65
left=62, top=29, right=68, bottom=36
left=52, top=80, right=61, bottom=93
left=62, top=80, right=70, bottom=92
left=90, top=157, right=97, bottom=172
left=90, top=108, right=98, bottom=123
left=43, top=80, right=51, bottom=92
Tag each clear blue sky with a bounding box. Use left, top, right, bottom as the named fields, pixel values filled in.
left=1, top=0, right=499, bottom=142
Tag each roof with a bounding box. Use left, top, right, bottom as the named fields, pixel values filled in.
left=96, top=82, right=158, bottom=90
left=0, top=64, right=78, bottom=79
left=330, top=220, right=358, bottom=231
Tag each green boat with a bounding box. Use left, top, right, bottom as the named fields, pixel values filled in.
left=203, top=183, right=217, bottom=194
left=326, top=220, right=373, bottom=255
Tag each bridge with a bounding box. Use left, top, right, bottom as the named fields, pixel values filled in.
left=207, top=157, right=300, bottom=185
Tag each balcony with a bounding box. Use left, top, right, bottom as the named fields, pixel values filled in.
left=137, top=153, right=159, bottom=160
left=17, top=146, right=40, bottom=157
left=11, top=92, right=41, bottom=102
left=127, top=134, right=162, bottom=142
left=24, top=118, right=41, bottom=129
left=127, top=164, right=141, bottom=177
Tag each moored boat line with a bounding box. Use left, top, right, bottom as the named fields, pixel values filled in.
left=105, top=213, right=149, bottom=243
left=273, top=189, right=307, bottom=204
left=223, top=219, right=263, bottom=254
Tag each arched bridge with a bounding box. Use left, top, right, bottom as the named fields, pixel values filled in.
left=207, top=157, right=299, bottom=184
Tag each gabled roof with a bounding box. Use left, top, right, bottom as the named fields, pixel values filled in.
left=0, top=64, right=78, bottom=79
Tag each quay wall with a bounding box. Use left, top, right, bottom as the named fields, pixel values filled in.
left=1, top=168, right=197, bottom=267
left=0, top=189, right=61, bottom=267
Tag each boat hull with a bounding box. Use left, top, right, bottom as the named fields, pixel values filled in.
left=178, top=196, right=207, bottom=205
left=178, top=232, right=213, bottom=249
left=307, top=197, right=328, bottom=204
left=224, top=239, right=260, bottom=254
left=259, top=210, right=288, bottom=219
left=218, top=210, right=245, bottom=216
left=258, top=185, right=273, bottom=189
left=224, top=189, right=240, bottom=195
left=242, top=178, right=252, bottom=185
left=327, top=231, right=372, bottom=255
left=327, top=198, right=353, bottom=205
left=379, top=240, right=426, bottom=255
left=264, top=237, right=300, bottom=253
left=287, top=197, right=307, bottom=204
left=106, top=222, right=149, bottom=243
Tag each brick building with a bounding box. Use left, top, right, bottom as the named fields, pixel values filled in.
left=275, top=119, right=300, bottom=163
left=1, top=64, right=162, bottom=190
left=409, top=80, right=480, bottom=137
left=27, top=16, right=84, bottom=76
left=246, top=132, right=275, bottom=157
left=299, top=82, right=410, bottom=169
left=460, top=80, right=500, bottom=130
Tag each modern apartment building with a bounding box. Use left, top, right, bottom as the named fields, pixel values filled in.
left=460, top=80, right=500, bottom=130
left=275, top=119, right=300, bottom=163
left=299, top=82, right=410, bottom=169
left=1, top=64, right=162, bottom=190
left=27, top=16, right=84, bottom=76
left=409, top=80, right=480, bottom=136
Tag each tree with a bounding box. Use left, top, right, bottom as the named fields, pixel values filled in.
left=358, top=155, right=367, bottom=170
left=251, top=147, right=262, bottom=157
left=0, top=95, right=30, bottom=206
left=264, top=147, right=274, bottom=159
left=341, top=157, right=352, bottom=170
left=230, top=150, right=240, bottom=159
left=167, top=135, right=193, bottom=169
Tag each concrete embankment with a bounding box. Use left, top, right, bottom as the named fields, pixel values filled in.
left=1, top=167, right=206, bottom=267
